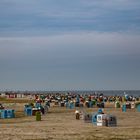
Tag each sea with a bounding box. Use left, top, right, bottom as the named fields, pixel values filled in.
left=1, top=90, right=140, bottom=97
left=79, top=90, right=140, bottom=97
left=43, top=90, right=140, bottom=97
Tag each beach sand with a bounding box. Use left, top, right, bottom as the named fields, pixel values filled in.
left=0, top=99, right=140, bottom=140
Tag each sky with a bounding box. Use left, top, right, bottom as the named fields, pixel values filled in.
left=0, top=0, right=140, bottom=91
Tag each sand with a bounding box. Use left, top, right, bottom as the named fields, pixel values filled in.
left=0, top=99, right=140, bottom=140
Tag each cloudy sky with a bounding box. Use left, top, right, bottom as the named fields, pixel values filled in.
left=0, top=0, right=140, bottom=91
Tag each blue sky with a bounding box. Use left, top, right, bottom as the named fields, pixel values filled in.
left=0, top=0, right=140, bottom=91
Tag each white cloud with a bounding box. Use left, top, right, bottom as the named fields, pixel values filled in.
left=0, top=31, right=140, bottom=60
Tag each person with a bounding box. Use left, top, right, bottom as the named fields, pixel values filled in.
left=98, top=108, right=104, bottom=114
left=75, top=110, right=80, bottom=120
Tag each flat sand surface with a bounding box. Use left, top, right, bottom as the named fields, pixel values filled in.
left=0, top=100, right=140, bottom=140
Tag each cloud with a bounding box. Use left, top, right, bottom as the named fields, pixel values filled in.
left=0, top=1, right=140, bottom=90
left=0, top=31, right=140, bottom=90
left=0, top=0, right=140, bottom=36
left=0, top=31, right=140, bottom=61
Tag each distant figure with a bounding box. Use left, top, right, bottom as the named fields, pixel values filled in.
left=124, top=92, right=129, bottom=101
left=97, top=108, right=104, bottom=114
left=75, top=110, right=80, bottom=120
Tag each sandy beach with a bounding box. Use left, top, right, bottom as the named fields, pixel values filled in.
left=0, top=98, right=140, bottom=140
